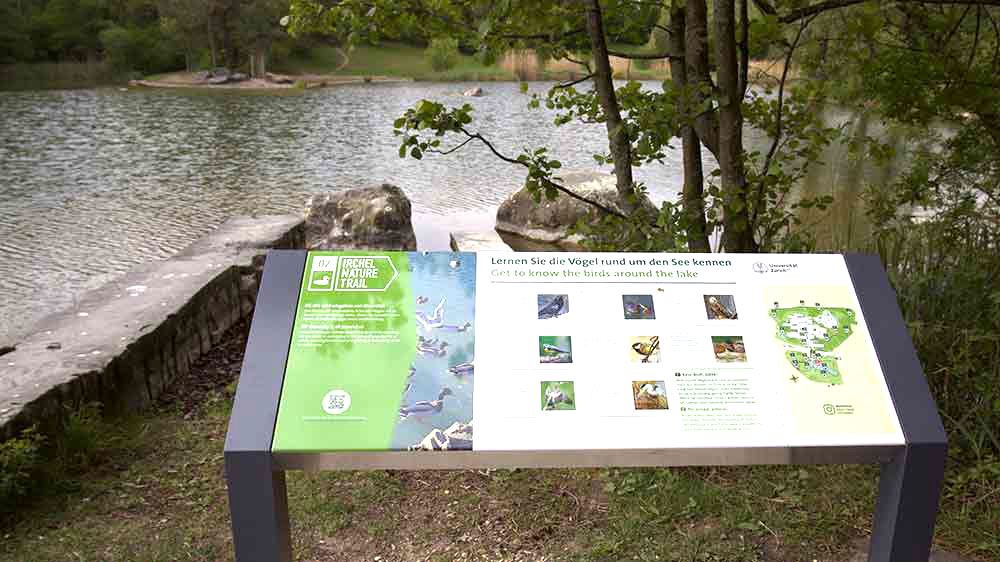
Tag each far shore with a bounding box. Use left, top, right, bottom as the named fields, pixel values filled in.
left=129, top=70, right=412, bottom=90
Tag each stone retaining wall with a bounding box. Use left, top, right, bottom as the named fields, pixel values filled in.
left=0, top=215, right=305, bottom=442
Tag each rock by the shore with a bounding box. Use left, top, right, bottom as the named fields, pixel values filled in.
left=305, top=184, right=418, bottom=250
left=463, top=86, right=484, bottom=97
left=495, top=171, right=656, bottom=250
left=449, top=230, right=511, bottom=251
left=265, top=72, right=294, bottom=84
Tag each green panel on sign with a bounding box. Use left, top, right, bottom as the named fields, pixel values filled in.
left=272, top=251, right=415, bottom=452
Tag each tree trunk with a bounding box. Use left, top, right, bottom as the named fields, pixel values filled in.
left=714, top=0, right=757, bottom=252
left=669, top=0, right=711, bottom=252
left=207, top=16, right=218, bottom=67
left=686, top=0, right=719, bottom=158
left=586, top=0, right=636, bottom=210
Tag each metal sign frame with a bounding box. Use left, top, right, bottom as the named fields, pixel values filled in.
left=223, top=250, right=946, bottom=562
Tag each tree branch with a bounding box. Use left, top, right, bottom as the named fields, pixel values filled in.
left=449, top=126, right=628, bottom=219
left=429, top=136, right=476, bottom=156
left=555, top=73, right=596, bottom=89
left=968, top=6, right=982, bottom=68
left=780, top=0, right=1000, bottom=24
left=561, top=54, right=593, bottom=73
left=753, top=16, right=813, bottom=228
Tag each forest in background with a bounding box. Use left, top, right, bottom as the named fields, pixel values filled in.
left=0, top=0, right=660, bottom=79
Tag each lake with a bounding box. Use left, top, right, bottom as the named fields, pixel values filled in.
left=0, top=80, right=893, bottom=344
left=0, top=80, right=692, bottom=343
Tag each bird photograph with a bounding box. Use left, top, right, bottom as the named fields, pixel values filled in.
left=541, top=381, right=576, bottom=411
left=632, top=380, right=669, bottom=410
left=622, top=294, right=656, bottom=319
left=629, top=335, right=661, bottom=363
left=537, top=294, right=569, bottom=319
left=538, top=336, right=573, bottom=363
left=704, top=295, right=739, bottom=320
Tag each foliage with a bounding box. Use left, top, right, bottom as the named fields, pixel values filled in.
left=59, top=402, right=104, bottom=468
left=99, top=24, right=179, bottom=73
left=863, top=184, right=1000, bottom=465
left=0, top=426, right=45, bottom=511
left=425, top=37, right=459, bottom=71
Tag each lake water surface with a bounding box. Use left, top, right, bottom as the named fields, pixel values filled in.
left=0, top=81, right=693, bottom=342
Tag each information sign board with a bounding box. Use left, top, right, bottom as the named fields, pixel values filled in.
left=271, top=251, right=904, bottom=455
left=225, top=250, right=946, bottom=562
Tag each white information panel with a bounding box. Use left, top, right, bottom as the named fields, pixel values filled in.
left=472, top=252, right=904, bottom=451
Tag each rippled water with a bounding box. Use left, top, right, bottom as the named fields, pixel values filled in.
left=0, top=81, right=690, bottom=342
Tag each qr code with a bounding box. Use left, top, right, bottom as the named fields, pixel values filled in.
left=322, top=390, right=351, bottom=414
left=327, top=394, right=345, bottom=410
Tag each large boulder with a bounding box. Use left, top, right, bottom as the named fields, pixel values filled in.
left=305, top=184, right=418, bottom=250
left=495, top=171, right=656, bottom=250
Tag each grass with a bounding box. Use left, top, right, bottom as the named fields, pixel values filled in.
left=2, top=319, right=996, bottom=560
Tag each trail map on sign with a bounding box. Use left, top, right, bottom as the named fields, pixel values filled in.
left=770, top=303, right=858, bottom=385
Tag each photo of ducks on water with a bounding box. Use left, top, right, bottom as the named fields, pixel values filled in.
left=537, top=294, right=569, bottom=320
left=622, top=294, right=656, bottom=320
left=391, top=252, right=476, bottom=451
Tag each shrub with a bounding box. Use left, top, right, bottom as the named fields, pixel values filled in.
left=426, top=37, right=459, bottom=72
left=59, top=402, right=103, bottom=468
left=0, top=427, right=45, bottom=511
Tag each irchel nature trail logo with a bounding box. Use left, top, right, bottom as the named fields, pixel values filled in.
left=307, top=255, right=398, bottom=292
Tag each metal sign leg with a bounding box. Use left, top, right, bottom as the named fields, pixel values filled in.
left=226, top=452, right=292, bottom=562
left=868, top=443, right=947, bottom=562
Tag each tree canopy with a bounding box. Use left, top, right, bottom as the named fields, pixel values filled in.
left=288, top=0, right=999, bottom=254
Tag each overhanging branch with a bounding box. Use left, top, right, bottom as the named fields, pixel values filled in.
left=429, top=126, right=629, bottom=219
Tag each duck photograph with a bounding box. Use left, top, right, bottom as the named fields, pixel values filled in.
left=622, top=294, right=656, bottom=319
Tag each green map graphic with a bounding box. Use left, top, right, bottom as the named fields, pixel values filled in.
left=768, top=302, right=857, bottom=385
